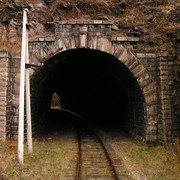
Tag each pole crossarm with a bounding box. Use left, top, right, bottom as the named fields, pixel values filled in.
left=25, top=63, right=41, bottom=68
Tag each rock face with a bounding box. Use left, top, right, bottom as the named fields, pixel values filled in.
left=0, top=0, right=179, bottom=54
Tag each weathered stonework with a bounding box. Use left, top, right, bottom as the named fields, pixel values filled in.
left=0, top=52, right=10, bottom=141
left=0, top=20, right=177, bottom=144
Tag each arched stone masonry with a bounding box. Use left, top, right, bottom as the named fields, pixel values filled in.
left=27, top=20, right=158, bottom=143
left=0, top=20, right=176, bottom=144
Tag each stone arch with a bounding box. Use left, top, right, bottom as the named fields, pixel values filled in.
left=29, top=37, right=158, bottom=143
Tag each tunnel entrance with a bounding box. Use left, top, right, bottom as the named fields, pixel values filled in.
left=31, top=48, right=146, bottom=139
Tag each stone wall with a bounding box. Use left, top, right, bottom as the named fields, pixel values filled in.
left=8, top=54, right=21, bottom=140
left=0, top=52, right=10, bottom=141
left=0, top=20, right=178, bottom=144
left=28, top=20, right=158, bottom=143
left=157, top=53, right=175, bottom=143
left=172, top=28, right=180, bottom=138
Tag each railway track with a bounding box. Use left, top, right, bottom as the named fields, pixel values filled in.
left=57, top=109, right=130, bottom=180
left=76, top=125, right=119, bottom=180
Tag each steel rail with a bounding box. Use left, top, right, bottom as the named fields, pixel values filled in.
left=75, top=126, right=81, bottom=180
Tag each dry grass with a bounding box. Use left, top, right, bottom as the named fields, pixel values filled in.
left=1, top=128, right=180, bottom=180
left=0, top=129, right=77, bottom=180
left=113, top=134, right=180, bottom=180
left=168, top=138, right=180, bottom=171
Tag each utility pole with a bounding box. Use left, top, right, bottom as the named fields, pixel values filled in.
left=18, top=8, right=28, bottom=164
left=26, top=26, right=32, bottom=153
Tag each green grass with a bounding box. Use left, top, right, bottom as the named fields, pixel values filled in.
left=0, top=130, right=77, bottom=180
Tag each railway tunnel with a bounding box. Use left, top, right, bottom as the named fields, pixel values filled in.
left=31, top=48, right=146, bottom=138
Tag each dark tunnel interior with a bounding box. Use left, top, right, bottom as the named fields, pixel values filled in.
left=31, top=48, right=146, bottom=136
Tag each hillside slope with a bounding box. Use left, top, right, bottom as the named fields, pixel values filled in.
left=0, top=0, right=179, bottom=52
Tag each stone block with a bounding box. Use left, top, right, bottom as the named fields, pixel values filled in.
left=0, top=110, right=6, bottom=115
left=144, top=88, right=156, bottom=96
left=0, top=76, right=8, bottom=82
left=146, top=135, right=157, bottom=143
left=63, top=38, right=71, bottom=49
left=75, top=20, right=84, bottom=24
left=0, top=97, right=6, bottom=102
left=0, top=52, right=10, bottom=58
left=148, top=115, right=158, bottom=122
left=0, top=67, right=8, bottom=72
left=65, top=25, right=72, bottom=30
left=134, top=68, right=146, bottom=79
left=93, top=20, right=103, bottom=24
left=0, top=98, right=6, bottom=106
left=0, top=103, right=6, bottom=112
left=127, top=37, right=140, bottom=42
left=0, top=115, right=5, bottom=121
left=117, top=37, right=128, bottom=41
left=161, top=104, right=171, bottom=110
left=88, top=27, right=95, bottom=32
left=0, top=81, right=7, bottom=87
left=57, top=39, right=66, bottom=50
left=147, top=125, right=157, bottom=135
left=148, top=105, right=157, bottom=112
left=0, top=119, right=5, bottom=126
left=118, top=49, right=128, bottom=62
left=80, top=26, right=88, bottom=33
left=88, top=36, right=98, bottom=49
left=67, top=20, right=77, bottom=25
left=55, top=25, right=63, bottom=32
left=132, top=64, right=144, bottom=76
left=0, top=134, right=5, bottom=141
left=97, top=38, right=111, bottom=53
left=80, top=34, right=87, bottom=48
left=146, top=94, right=157, bottom=105
left=0, top=62, right=9, bottom=68
left=161, top=94, right=170, bottom=100
left=72, top=24, right=79, bottom=30
left=102, top=20, right=113, bottom=24
left=0, top=72, right=8, bottom=77
left=83, top=20, right=94, bottom=24
left=160, top=75, right=169, bottom=80
left=160, top=85, right=170, bottom=91
left=125, top=45, right=134, bottom=49
left=72, top=32, right=80, bottom=37
left=128, top=60, right=139, bottom=71
left=124, top=57, right=136, bottom=67
left=143, top=82, right=155, bottom=92
left=70, top=38, right=76, bottom=49
left=0, top=91, right=7, bottom=97
left=95, top=32, right=101, bottom=36
left=148, top=110, right=158, bottom=116
left=136, top=53, right=156, bottom=59
left=57, top=20, right=67, bottom=25
left=138, top=72, right=150, bottom=82
left=111, top=37, right=117, bottom=41
left=56, top=32, right=70, bottom=38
